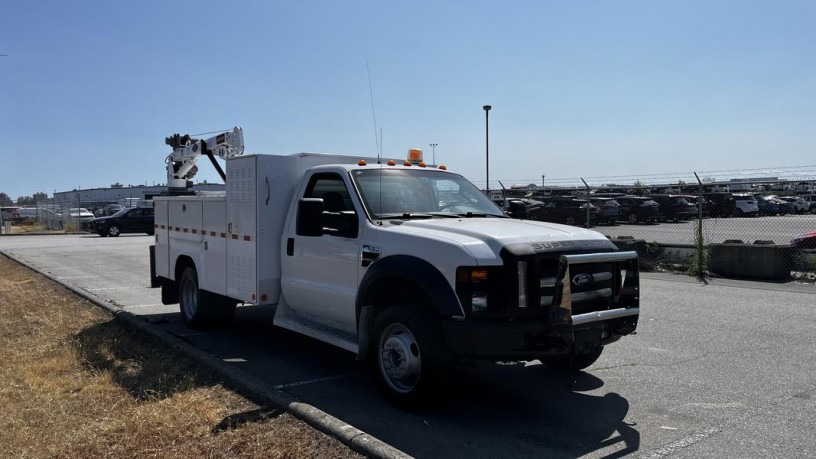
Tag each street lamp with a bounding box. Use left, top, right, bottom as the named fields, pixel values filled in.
left=483, top=105, right=491, bottom=192
left=429, top=143, right=437, bottom=165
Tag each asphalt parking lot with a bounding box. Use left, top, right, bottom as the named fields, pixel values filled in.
left=594, top=214, right=815, bottom=246
left=2, top=234, right=815, bottom=458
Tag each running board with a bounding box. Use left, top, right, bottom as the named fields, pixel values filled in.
left=274, top=314, right=359, bottom=354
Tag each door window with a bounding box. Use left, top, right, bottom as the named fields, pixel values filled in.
left=299, top=173, right=358, bottom=238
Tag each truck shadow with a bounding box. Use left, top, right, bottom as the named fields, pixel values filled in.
left=413, top=363, right=641, bottom=458
left=76, top=307, right=639, bottom=458
left=72, top=319, right=224, bottom=401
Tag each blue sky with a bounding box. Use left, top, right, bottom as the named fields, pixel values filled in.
left=2, top=0, right=815, bottom=199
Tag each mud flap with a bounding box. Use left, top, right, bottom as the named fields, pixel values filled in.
left=149, top=245, right=160, bottom=288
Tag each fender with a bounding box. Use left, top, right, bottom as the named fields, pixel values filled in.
left=356, top=254, right=464, bottom=319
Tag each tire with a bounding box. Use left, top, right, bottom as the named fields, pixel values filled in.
left=543, top=347, right=603, bottom=373
left=178, top=266, right=236, bottom=329
left=734, top=209, right=744, bottom=217
left=108, top=224, right=121, bottom=237
left=627, top=213, right=639, bottom=224
left=564, top=216, right=577, bottom=226
left=371, top=305, right=443, bottom=407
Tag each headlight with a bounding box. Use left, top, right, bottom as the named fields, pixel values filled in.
left=456, top=266, right=502, bottom=315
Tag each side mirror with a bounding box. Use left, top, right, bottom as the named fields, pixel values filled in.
left=297, top=198, right=324, bottom=237
left=508, top=200, right=527, bottom=219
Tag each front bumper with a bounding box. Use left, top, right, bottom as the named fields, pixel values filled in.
left=447, top=250, right=640, bottom=360
left=443, top=310, right=639, bottom=360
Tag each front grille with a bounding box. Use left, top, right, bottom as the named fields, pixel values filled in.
left=538, top=260, right=616, bottom=315
left=487, top=249, right=637, bottom=320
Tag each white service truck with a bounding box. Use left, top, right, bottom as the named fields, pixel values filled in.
left=149, top=128, right=641, bottom=405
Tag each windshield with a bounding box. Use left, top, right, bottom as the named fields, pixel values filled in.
left=352, top=168, right=505, bottom=219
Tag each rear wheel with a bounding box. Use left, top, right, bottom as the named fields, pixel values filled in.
left=371, top=305, right=443, bottom=407
left=564, top=216, right=577, bottom=226
left=178, top=266, right=236, bottom=329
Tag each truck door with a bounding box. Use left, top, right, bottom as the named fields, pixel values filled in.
left=281, top=172, right=361, bottom=335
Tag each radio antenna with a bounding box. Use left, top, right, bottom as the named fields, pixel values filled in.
left=366, top=61, right=382, bottom=161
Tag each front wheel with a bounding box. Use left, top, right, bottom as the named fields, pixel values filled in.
left=627, top=213, right=639, bottom=224
left=108, top=224, right=121, bottom=237
left=542, top=347, right=603, bottom=373
left=371, top=305, right=442, bottom=407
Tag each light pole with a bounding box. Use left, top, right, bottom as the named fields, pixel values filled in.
left=483, top=105, right=491, bottom=192
left=429, top=143, right=437, bottom=165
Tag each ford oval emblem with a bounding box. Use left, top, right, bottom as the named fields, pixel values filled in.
left=572, top=273, right=593, bottom=286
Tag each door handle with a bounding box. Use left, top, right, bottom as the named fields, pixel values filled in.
left=286, top=238, right=294, bottom=256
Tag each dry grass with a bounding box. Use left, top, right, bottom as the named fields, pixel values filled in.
left=8, top=220, right=62, bottom=234
left=0, top=256, right=361, bottom=458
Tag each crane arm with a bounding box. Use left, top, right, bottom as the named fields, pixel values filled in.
left=165, top=126, right=245, bottom=192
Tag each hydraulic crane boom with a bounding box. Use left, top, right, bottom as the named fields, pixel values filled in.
left=164, top=126, right=245, bottom=192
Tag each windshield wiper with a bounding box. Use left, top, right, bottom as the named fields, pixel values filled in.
left=451, top=212, right=500, bottom=218
left=378, top=213, right=436, bottom=220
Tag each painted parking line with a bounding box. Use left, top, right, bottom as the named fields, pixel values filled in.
left=273, top=370, right=368, bottom=390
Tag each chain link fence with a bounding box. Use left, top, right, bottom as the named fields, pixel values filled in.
left=494, top=175, right=816, bottom=282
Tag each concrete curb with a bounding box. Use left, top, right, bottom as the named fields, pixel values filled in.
left=0, top=231, right=86, bottom=236
left=1, top=251, right=411, bottom=459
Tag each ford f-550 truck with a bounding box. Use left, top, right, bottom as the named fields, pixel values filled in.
left=150, top=129, right=640, bottom=405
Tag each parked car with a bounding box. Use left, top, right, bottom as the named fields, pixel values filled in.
left=614, top=196, right=661, bottom=224
left=777, top=196, right=809, bottom=214
left=800, top=194, right=816, bottom=213
left=647, top=194, right=696, bottom=222
left=61, top=208, right=95, bottom=230
left=89, top=206, right=155, bottom=237
left=677, top=195, right=709, bottom=218
left=791, top=232, right=816, bottom=249
left=702, top=192, right=736, bottom=218
left=753, top=195, right=781, bottom=216
left=1, top=206, right=22, bottom=222
left=95, top=204, right=125, bottom=217
left=589, top=197, right=620, bottom=225
left=767, top=197, right=794, bottom=215
left=732, top=195, right=759, bottom=217
left=529, top=197, right=597, bottom=227
left=20, top=207, right=40, bottom=219
left=494, top=198, right=545, bottom=219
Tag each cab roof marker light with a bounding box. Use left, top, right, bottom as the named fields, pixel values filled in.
left=387, top=160, right=396, bottom=166
left=438, top=164, right=447, bottom=170
left=418, top=162, right=427, bottom=167
left=407, top=148, right=423, bottom=164
left=358, top=160, right=367, bottom=166
left=403, top=160, right=412, bottom=166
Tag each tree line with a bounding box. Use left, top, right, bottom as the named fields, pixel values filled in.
left=0, top=192, right=49, bottom=206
